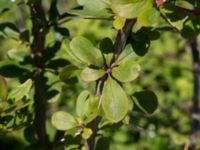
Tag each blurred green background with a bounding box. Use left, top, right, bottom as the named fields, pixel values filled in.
left=0, top=0, right=200, bottom=150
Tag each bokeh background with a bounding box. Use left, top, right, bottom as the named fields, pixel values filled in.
left=0, top=0, right=200, bottom=150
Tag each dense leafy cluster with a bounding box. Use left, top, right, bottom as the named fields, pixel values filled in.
left=0, top=0, right=199, bottom=149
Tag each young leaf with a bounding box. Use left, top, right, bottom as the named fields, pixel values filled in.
left=51, top=111, right=78, bottom=131
left=102, top=76, right=129, bottom=122
left=82, top=128, right=93, bottom=139
left=0, top=75, right=7, bottom=101
left=76, top=90, right=100, bottom=123
left=131, top=90, right=158, bottom=114
left=7, top=79, right=32, bottom=102
left=76, top=90, right=90, bottom=118
left=112, top=62, right=140, bottom=83
left=81, top=67, right=105, bottom=82
left=69, top=36, right=103, bottom=67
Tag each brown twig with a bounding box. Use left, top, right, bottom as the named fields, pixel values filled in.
left=86, top=19, right=136, bottom=150
left=30, top=0, right=48, bottom=145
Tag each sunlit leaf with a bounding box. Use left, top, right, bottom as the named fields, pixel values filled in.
left=0, top=75, right=7, bottom=101
left=69, top=36, right=103, bottom=67
left=113, top=16, right=126, bottom=29
left=112, top=62, right=140, bottom=83
left=76, top=90, right=100, bottom=123
left=111, top=0, right=150, bottom=19
left=82, top=128, right=93, bottom=139
left=102, top=76, right=129, bottom=122
left=51, top=111, right=78, bottom=131
left=7, top=79, right=32, bottom=102
left=81, top=67, right=105, bottom=82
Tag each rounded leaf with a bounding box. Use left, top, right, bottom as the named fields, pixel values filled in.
left=82, top=128, right=93, bottom=139
left=102, top=76, right=129, bottom=122
left=112, top=62, right=141, bottom=83
left=59, top=65, right=79, bottom=84
left=51, top=111, right=78, bottom=131
left=69, top=36, right=103, bottom=67
left=76, top=90, right=100, bottom=123
left=131, top=90, right=158, bottom=114
left=81, top=67, right=105, bottom=82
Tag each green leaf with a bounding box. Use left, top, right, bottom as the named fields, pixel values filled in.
left=59, top=65, right=79, bottom=84
left=102, top=76, right=129, bottom=122
left=49, top=0, right=59, bottom=20
left=112, top=62, right=140, bottom=83
left=81, top=67, right=105, bottom=82
left=42, top=41, right=61, bottom=64
left=113, top=16, right=126, bottom=29
left=76, top=90, right=90, bottom=118
left=0, top=75, right=7, bottom=101
left=76, top=90, right=100, bottom=123
left=82, top=128, right=93, bottom=139
left=70, top=0, right=111, bottom=18
left=64, top=40, right=87, bottom=68
left=138, top=5, right=160, bottom=27
left=45, top=58, right=69, bottom=69
left=69, top=36, right=103, bottom=67
left=51, top=111, right=78, bottom=131
left=131, top=90, right=158, bottom=114
left=111, top=0, right=150, bottom=19
left=99, top=37, right=114, bottom=54
left=116, top=44, right=139, bottom=63
left=0, top=61, right=30, bottom=78
left=0, top=22, right=19, bottom=38
left=7, top=79, right=32, bottom=102
left=130, top=28, right=151, bottom=56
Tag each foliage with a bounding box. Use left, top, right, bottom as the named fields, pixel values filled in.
left=0, top=0, right=200, bottom=150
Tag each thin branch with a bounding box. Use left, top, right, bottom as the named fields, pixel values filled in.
left=175, top=6, right=200, bottom=16
left=30, top=0, right=48, bottom=145
left=190, top=38, right=200, bottom=134
left=86, top=19, right=136, bottom=150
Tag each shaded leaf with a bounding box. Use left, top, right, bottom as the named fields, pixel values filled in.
left=0, top=61, right=29, bottom=78
left=59, top=65, right=79, bottom=84
left=42, top=41, right=61, bottom=64
left=99, top=37, right=114, bottom=54
left=49, top=0, right=59, bottom=20
left=131, top=90, right=158, bottom=114
left=45, top=58, right=69, bottom=69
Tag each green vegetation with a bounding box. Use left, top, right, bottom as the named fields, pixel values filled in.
left=0, top=0, right=200, bottom=150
